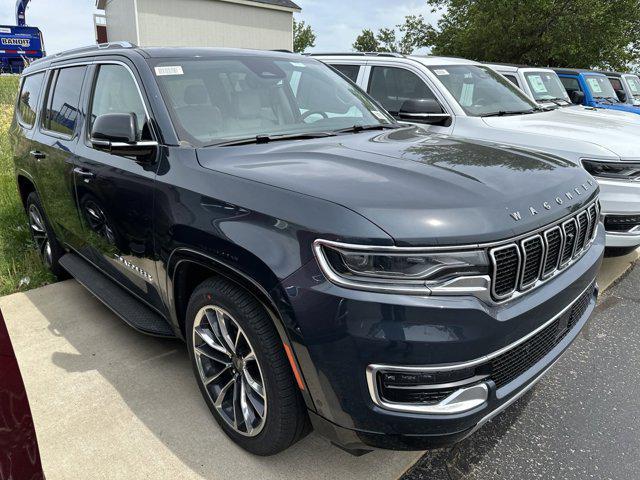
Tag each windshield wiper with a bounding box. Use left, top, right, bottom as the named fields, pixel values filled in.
left=334, top=123, right=403, bottom=134
left=593, top=96, right=617, bottom=104
left=210, top=131, right=336, bottom=147
left=481, top=109, right=538, bottom=117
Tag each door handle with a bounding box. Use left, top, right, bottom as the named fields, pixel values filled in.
left=30, top=150, right=46, bottom=160
left=73, top=167, right=95, bottom=179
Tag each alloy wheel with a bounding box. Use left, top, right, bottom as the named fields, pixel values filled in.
left=192, top=305, right=267, bottom=437
left=28, top=204, right=53, bottom=267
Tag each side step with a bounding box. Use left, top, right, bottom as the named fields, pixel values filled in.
left=59, top=253, right=175, bottom=338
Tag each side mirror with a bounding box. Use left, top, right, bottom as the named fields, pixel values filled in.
left=569, top=90, right=585, bottom=105
left=90, top=113, right=157, bottom=159
left=615, top=89, right=627, bottom=103
left=398, top=98, right=451, bottom=125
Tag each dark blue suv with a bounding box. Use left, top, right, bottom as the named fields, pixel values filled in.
left=10, top=43, right=603, bottom=455
left=555, top=68, right=640, bottom=114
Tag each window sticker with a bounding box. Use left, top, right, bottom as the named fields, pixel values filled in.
left=434, top=69, right=449, bottom=76
left=460, top=83, right=474, bottom=106
left=155, top=66, right=184, bottom=76
left=290, top=62, right=306, bottom=68
left=587, top=77, right=603, bottom=93
left=371, top=110, right=387, bottom=120
left=626, top=76, right=640, bottom=93
left=528, top=75, right=548, bottom=94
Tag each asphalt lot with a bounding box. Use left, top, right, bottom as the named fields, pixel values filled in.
left=0, top=250, right=637, bottom=480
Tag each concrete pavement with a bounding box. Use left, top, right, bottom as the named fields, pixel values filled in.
left=0, top=250, right=637, bottom=480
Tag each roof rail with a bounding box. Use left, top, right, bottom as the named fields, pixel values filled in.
left=305, top=52, right=405, bottom=58
left=49, top=41, right=137, bottom=59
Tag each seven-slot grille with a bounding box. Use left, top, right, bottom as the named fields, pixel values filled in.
left=490, top=200, right=599, bottom=300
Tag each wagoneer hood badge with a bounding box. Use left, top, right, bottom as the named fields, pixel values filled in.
left=510, top=180, right=595, bottom=222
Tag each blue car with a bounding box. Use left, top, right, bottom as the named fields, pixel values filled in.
left=554, top=68, right=640, bottom=115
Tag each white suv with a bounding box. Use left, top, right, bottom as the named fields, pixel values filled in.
left=313, top=53, right=640, bottom=253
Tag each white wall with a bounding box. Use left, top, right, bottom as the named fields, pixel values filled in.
left=134, top=0, right=294, bottom=50
left=103, top=0, right=139, bottom=44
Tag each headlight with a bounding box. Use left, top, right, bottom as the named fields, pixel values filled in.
left=582, top=159, right=640, bottom=181
left=313, top=240, right=489, bottom=294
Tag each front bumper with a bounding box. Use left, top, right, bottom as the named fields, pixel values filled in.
left=279, top=228, right=604, bottom=451
left=598, top=179, right=640, bottom=248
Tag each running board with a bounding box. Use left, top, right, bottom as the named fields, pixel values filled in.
left=59, top=253, right=175, bottom=338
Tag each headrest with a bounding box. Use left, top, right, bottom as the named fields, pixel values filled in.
left=184, top=84, right=210, bottom=106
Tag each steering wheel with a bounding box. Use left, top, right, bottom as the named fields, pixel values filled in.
left=301, top=110, right=329, bottom=122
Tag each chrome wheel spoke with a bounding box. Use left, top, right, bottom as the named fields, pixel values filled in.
left=204, top=365, right=231, bottom=385
left=239, top=378, right=255, bottom=434
left=243, top=376, right=265, bottom=419
left=213, top=377, right=235, bottom=409
left=195, top=325, right=229, bottom=356
left=195, top=343, right=231, bottom=365
left=215, top=309, right=236, bottom=354
left=243, top=365, right=264, bottom=398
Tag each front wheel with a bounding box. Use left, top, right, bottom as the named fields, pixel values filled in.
left=185, top=277, right=309, bottom=455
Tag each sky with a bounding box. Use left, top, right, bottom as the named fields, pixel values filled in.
left=0, top=0, right=439, bottom=55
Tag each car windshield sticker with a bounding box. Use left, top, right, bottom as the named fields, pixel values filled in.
left=460, top=83, right=474, bottom=106
left=587, top=77, right=603, bottom=93
left=627, top=76, right=640, bottom=93
left=434, top=69, right=449, bottom=76
left=290, top=62, right=306, bottom=68
left=528, top=75, right=548, bottom=94
left=371, top=110, right=387, bottom=120
left=155, top=66, right=184, bottom=76
left=0, top=27, right=11, bottom=34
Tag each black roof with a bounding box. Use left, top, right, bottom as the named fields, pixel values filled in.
left=591, top=69, right=624, bottom=77
left=551, top=67, right=607, bottom=76
left=251, top=0, right=300, bottom=10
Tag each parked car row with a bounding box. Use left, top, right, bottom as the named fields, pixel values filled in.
left=7, top=43, right=616, bottom=456
left=313, top=53, right=640, bottom=254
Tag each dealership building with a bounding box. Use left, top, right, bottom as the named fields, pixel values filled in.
left=95, top=0, right=301, bottom=51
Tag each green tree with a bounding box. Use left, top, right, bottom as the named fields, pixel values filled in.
left=293, top=19, right=316, bottom=53
left=402, top=0, right=640, bottom=70
left=353, top=19, right=425, bottom=55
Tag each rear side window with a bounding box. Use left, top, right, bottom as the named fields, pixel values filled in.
left=42, top=66, right=86, bottom=137
left=89, top=64, right=149, bottom=140
left=17, top=72, right=44, bottom=127
left=368, top=66, right=437, bottom=114
left=331, top=64, right=360, bottom=83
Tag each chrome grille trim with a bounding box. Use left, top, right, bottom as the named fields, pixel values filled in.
left=489, top=199, right=599, bottom=301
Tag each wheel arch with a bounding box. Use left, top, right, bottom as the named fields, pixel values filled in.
left=166, top=248, right=315, bottom=410
left=16, top=171, right=37, bottom=209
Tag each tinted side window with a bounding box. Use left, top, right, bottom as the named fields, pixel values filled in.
left=368, top=66, right=436, bottom=114
left=559, top=76, right=581, bottom=92
left=43, top=66, right=86, bottom=136
left=331, top=64, right=360, bottom=82
left=89, top=64, right=149, bottom=140
left=503, top=74, right=520, bottom=87
left=609, top=77, right=623, bottom=91
left=17, top=73, right=44, bottom=127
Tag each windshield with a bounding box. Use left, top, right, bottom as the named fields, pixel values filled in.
left=151, top=57, right=393, bottom=146
left=429, top=65, right=538, bottom=116
left=523, top=71, right=570, bottom=103
left=584, top=75, right=619, bottom=103
left=624, top=74, right=640, bottom=100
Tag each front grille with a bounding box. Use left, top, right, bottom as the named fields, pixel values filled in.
left=489, top=286, right=593, bottom=389
left=489, top=199, right=599, bottom=301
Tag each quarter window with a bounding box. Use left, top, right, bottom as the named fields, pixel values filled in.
left=17, top=72, right=44, bottom=127
left=42, top=66, right=86, bottom=136
left=89, top=64, right=150, bottom=141
left=608, top=77, right=623, bottom=91
left=503, top=74, right=519, bottom=87
left=559, top=76, right=581, bottom=92
left=331, top=64, right=360, bottom=83
left=368, top=66, right=437, bottom=114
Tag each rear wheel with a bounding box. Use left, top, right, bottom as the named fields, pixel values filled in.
left=26, top=192, right=67, bottom=279
left=185, top=277, right=309, bottom=455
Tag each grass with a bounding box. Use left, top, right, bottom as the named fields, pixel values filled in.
left=0, top=75, right=55, bottom=295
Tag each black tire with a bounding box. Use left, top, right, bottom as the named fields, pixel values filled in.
left=186, top=277, right=309, bottom=455
left=25, top=192, right=68, bottom=279
left=604, top=246, right=638, bottom=258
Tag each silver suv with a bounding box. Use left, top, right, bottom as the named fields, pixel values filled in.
left=313, top=53, right=640, bottom=253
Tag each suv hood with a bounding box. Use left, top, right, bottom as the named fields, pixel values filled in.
left=482, top=108, right=640, bottom=160
left=196, top=128, right=597, bottom=246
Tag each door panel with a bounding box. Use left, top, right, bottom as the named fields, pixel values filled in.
left=30, top=66, right=87, bottom=247
left=72, top=62, right=164, bottom=312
